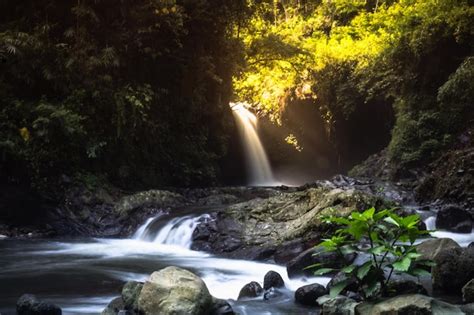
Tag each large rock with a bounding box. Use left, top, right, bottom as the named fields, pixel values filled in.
left=193, top=186, right=391, bottom=260
left=436, top=206, right=473, bottom=233
left=317, top=295, right=359, bottom=315
left=416, top=238, right=461, bottom=261
left=17, top=294, right=62, bottom=315
left=209, top=298, right=234, bottom=315
left=121, top=281, right=143, bottom=310
left=137, top=266, right=213, bottom=315
left=463, top=279, right=474, bottom=303
left=287, top=246, right=356, bottom=278
left=385, top=280, right=427, bottom=297
left=237, top=281, right=263, bottom=300
left=433, top=247, right=474, bottom=292
left=356, top=294, right=464, bottom=315
left=263, top=270, right=285, bottom=290
left=102, top=297, right=125, bottom=315
left=295, top=283, right=328, bottom=306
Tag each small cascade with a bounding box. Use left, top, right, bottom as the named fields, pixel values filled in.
left=133, top=214, right=210, bottom=249
left=231, top=102, right=275, bottom=186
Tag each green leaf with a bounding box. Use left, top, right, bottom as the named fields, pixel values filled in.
left=314, top=268, right=335, bottom=276
left=368, top=245, right=387, bottom=255
left=362, top=207, right=375, bottom=220
left=330, top=280, right=349, bottom=297
left=303, top=263, right=322, bottom=270
left=392, top=256, right=411, bottom=272
left=357, top=261, right=372, bottom=280
left=342, top=265, right=356, bottom=273
left=384, top=216, right=399, bottom=227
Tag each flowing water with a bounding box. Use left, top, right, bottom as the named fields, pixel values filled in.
left=0, top=209, right=329, bottom=315
left=231, top=103, right=276, bottom=186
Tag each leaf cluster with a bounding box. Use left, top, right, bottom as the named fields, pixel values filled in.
left=311, top=208, right=433, bottom=299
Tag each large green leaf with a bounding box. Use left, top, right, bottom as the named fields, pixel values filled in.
left=357, top=261, right=372, bottom=280
left=314, top=268, right=335, bottom=276
left=329, top=280, right=349, bottom=297
left=392, top=256, right=412, bottom=272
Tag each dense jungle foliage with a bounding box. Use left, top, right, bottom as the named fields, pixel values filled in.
left=0, top=0, right=247, bottom=191
left=235, top=0, right=473, bottom=174
left=0, top=0, right=473, bottom=194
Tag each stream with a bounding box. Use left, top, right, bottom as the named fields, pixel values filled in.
left=0, top=209, right=330, bottom=315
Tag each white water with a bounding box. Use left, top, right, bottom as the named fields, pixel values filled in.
left=424, top=216, right=474, bottom=247
left=231, top=102, right=275, bottom=186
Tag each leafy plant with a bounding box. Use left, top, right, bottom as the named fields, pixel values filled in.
left=310, top=208, right=433, bottom=299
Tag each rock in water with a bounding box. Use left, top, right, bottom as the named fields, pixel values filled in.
left=295, top=283, right=328, bottom=306
left=435, top=206, right=473, bottom=233
left=433, top=247, right=474, bottom=292
left=137, top=266, right=213, bottom=315
left=237, top=281, right=264, bottom=300
left=17, top=294, right=62, bottom=315
left=463, top=279, right=474, bottom=303
left=356, top=294, right=464, bottom=315
left=263, top=270, right=285, bottom=290
left=121, top=281, right=143, bottom=310
left=416, top=238, right=461, bottom=261
left=102, top=297, right=125, bottom=315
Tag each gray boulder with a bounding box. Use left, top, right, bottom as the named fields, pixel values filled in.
left=263, top=270, right=285, bottom=290
left=463, top=279, right=474, bottom=303
left=295, top=283, right=328, bottom=306
left=356, top=294, right=464, bottom=315
left=121, top=281, right=143, bottom=310
left=436, top=206, right=473, bottom=233
left=317, top=295, right=359, bottom=315
left=433, top=247, right=474, bottom=292
left=17, top=294, right=62, bottom=315
left=102, top=297, right=125, bottom=315
left=416, top=238, right=460, bottom=261
left=137, top=266, right=213, bottom=315
left=237, top=281, right=263, bottom=300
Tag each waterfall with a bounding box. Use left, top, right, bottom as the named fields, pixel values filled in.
left=133, top=214, right=210, bottom=249
left=231, top=102, right=275, bottom=186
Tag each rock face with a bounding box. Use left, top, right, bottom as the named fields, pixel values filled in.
left=463, top=279, right=474, bottom=303
left=193, top=185, right=391, bottom=261
left=433, top=247, right=474, bottom=292
left=263, top=270, right=285, bottom=290
left=287, top=246, right=356, bottom=278
left=237, top=281, right=264, bottom=300
left=295, top=283, right=328, bottom=306
left=416, top=238, right=461, bottom=261
left=137, top=266, right=213, bottom=315
left=356, top=294, right=464, bottom=315
left=436, top=206, right=473, bottom=233
left=17, top=294, right=62, bottom=315
left=385, top=280, right=427, bottom=297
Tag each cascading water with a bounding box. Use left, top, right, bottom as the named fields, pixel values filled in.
left=134, top=214, right=210, bottom=249
left=231, top=102, right=275, bottom=186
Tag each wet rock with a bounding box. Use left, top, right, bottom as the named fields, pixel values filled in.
left=286, top=246, right=356, bottom=278
left=433, top=247, right=474, bottom=292
left=461, top=303, right=474, bottom=315
left=237, top=281, right=264, bottom=300
left=436, top=206, right=473, bottom=233
left=317, top=295, right=359, bottom=315
left=469, top=242, right=474, bottom=248
left=356, top=294, right=464, bottom=315
left=463, top=279, right=474, bottom=303
left=137, top=266, right=213, bottom=315
left=102, top=297, right=125, bottom=315
left=210, top=298, right=235, bottom=315
left=121, top=281, right=143, bottom=310
left=295, top=283, right=328, bottom=306
left=416, top=238, right=461, bottom=261
left=385, top=280, right=427, bottom=297
left=263, top=270, right=285, bottom=290
left=17, top=294, right=62, bottom=315
left=273, top=239, right=308, bottom=264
